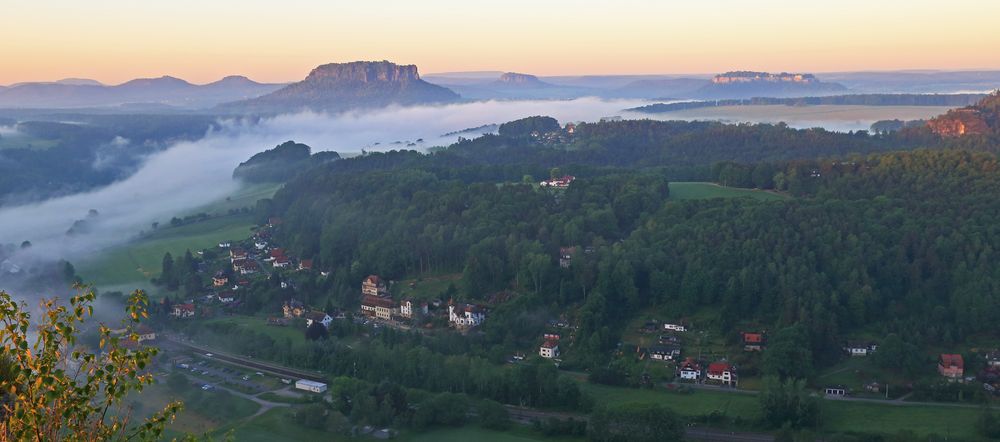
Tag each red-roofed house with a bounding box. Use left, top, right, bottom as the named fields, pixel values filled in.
left=212, top=271, right=229, bottom=287
left=707, top=361, right=736, bottom=386
left=678, top=357, right=702, bottom=380
left=233, top=259, right=258, bottom=275
left=362, top=275, right=387, bottom=297
left=742, top=331, right=766, bottom=351
left=540, top=339, right=560, bottom=359
left=273, top=256, right=290, bottom=268
left=938, top=354, right=965, bottom=380
left=298, top=259, right=313, bottom=271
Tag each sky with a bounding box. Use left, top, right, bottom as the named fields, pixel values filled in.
left=2, top=0, right=1000, bottom=85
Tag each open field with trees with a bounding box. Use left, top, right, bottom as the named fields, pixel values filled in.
left=78, top=213, right=256, bottom=289
left=667, top=182, right=785, bottom=201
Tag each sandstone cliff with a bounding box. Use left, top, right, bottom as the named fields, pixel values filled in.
left=220, top=61, right=460, bottom=114
left=927, top=91, right=1000, bottom=137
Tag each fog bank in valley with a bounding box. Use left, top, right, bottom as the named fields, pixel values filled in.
left=0, top=98, right=647, bottom=293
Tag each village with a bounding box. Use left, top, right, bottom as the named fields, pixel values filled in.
left=145, top=214, right=1000, bottom=406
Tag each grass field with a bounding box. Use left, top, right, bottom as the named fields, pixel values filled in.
left=668, top=182, right=786, bottom=201
left=399, top=426, right=582, bottom=442
left=394, top=273, right=463, bottom=301
left=581, top=380, right=982, bottom=438
left=77, top=214, right=256, bottom=290
left=211, top=408, right=345, bottom=442
left=581, top=383, right=761, bottom=419
left=76, top=181, right=277, bottom=291
left=204, top=315, right=308, bottom=343
left=189, top=182, right=281, bottom=217
left=133, top=383, right=261, bottom=436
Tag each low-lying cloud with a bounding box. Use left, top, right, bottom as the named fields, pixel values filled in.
left=0, top=98, right=648, bottom=291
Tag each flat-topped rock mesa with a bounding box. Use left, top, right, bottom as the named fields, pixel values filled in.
left=697, top=71, right=847, bottom=99
left=711, top=71, right=819, bottom=84
left=221, top=61, right=460, bottom=114
left=494, top=72, right=552, bottom=88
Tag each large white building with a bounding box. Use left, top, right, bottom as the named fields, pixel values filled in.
left=295, top=379, right=328, bottom=393
left=399, top=299, right=428, bottom=319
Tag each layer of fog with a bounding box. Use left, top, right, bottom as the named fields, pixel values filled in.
left=0, top=98, right=648, bottom=292
left=0, top=125, right=21, bottom=137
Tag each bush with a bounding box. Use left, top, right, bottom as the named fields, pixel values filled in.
left=478, top=399, right=509, bottom=430
left=292, top=403, right=329, bottom=430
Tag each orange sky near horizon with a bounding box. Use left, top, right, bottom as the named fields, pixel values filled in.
left=2, top=0, right=999, bottom=85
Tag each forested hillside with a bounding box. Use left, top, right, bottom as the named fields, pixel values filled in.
left=259, top=117, right=1000, bottom=373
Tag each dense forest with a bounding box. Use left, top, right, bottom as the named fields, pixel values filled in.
left=251, top=114, right=1000, bottom=376
left=233, top=140, right=340, bottom=183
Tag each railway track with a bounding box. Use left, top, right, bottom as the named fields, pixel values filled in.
left=164, top=336, right=327, bottom=383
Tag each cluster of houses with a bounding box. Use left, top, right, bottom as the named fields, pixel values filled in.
left=359, top=275, right=427, bottom=322
left=539, top=175, right=576, bottom=189
left=229, top=247, right=259, bottom=275
left=980, top=351, right=1000, bottom=395
left=675, top=358, right=738, bottom=387
left=278, top=298, right=335, bottom=329
left=357, top=274, right=487, bottom=329
left=631, top=321, right=743, bottom=386
left=530, top=123, right=577, bottom=145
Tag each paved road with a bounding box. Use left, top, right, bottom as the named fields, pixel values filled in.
left=182, top=371, right=290, bottom=419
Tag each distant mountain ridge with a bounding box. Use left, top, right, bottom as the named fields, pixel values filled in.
left=0, top=75, right=283, bottom=109
left=219, top=61, right=460, bottom=114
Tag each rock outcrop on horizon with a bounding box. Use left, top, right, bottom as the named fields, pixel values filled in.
left=695, top=71, right=847, bottom=99
left=927, top=91, right=1000, bottom=137
left=493, top=72, right=553, bottom=88
left=219, top=61, right=460, bottom=114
